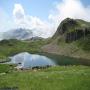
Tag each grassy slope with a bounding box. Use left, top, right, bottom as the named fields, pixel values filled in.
left=0, top=64, right=90, bottom=90
left=0, top=64, right=15, bottom=73
left=42, top=37, right=90, bottom=59
left=0, top=39, right=48, bottom=60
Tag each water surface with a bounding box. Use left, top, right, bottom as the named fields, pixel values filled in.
left=10, top=52, right=55, bottom=68
left=10, top=52, right=90, bottom=69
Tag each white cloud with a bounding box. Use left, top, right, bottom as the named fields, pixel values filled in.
left=49, top=0, right=90, bottom=30
left=13, top=4, right=52, bottom=38
left=13, top=4, right=25, bottom=26
left=13, top=4, right=25, bottom=20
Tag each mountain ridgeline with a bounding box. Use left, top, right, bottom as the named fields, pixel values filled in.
left=42, top=18, right=90, bottom=59
left=53, top=18, right=90, bottom=43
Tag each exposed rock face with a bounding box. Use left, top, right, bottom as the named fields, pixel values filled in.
left=57, top=18, right=77, bottom=35
left=54, top=18, right=90, bottom=42
left=65, top=28, right=90, bottom=42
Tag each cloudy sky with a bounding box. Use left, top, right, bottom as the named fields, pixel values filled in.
left=0, top=0, right=90, bottom=38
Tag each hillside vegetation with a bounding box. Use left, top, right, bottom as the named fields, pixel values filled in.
left=0, top=39, right=48, bottom=60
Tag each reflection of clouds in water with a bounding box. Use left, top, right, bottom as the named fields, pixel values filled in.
left=10, top=52, right=55, bottom=68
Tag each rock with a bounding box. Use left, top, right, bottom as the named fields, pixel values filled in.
left=53, top=18, right=90, bottom=42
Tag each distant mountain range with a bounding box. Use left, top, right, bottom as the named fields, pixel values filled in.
left=2, top=28, right=33, bottom=40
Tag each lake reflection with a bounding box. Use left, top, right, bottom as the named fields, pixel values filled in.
left=10, top=52, right=55, bottom=68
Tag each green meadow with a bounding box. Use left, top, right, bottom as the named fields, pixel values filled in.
left=0, top=64, right=90, bottom=90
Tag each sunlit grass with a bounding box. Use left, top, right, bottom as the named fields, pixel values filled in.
left=0, top=65, right=90, bottom=90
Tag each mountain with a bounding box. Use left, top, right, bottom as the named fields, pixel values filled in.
left=42, top=18, right=90, bottom=59
left=53, top=18, right=90, bottom=42
left=2, top=28, right=33, bottom=40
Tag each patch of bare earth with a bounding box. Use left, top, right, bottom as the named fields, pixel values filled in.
left=41, top=43, right=90, bottom=60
